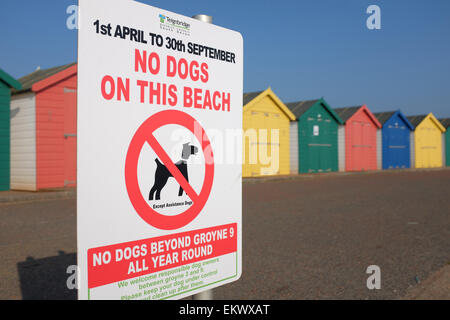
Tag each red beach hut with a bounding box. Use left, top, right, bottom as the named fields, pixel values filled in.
left=10, top=63, right=77, bottom=190
left=335, top=105, right=382, bottom=172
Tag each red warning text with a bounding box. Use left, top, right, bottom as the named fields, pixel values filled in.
left=99, top=48, right=232, bottom=112
left=87, top=223, right=237, bottom=288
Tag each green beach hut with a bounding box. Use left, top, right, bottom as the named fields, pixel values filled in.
left=438, top=118, right=450, bottom=167
left=0, top=68, right=21, bottom=190
left=286, top=98, right=343, bottom=174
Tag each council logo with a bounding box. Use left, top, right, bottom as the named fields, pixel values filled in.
left=158, top=13, right=190, bottom=36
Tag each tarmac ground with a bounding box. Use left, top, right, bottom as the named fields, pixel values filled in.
left=0, top=168, right=449, bottom=299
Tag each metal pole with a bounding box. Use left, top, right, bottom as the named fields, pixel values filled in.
left=192, top=14, right=213, bottom=24
left=191, top=13, right=213, bottom=301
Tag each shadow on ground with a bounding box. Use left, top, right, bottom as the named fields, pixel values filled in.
left=17, top=251, right=77, bottom=300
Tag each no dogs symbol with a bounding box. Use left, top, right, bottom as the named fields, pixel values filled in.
left=125, top=110, right=214, bottom=230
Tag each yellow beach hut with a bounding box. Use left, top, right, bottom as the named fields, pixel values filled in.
left=242, top=88, right=295, bottom=177
left=407, top=113, right=446, bottom=168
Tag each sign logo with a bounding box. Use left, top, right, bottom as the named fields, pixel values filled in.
left=125, top=110, right=214, bottom=230
left=158, top=13, right=190, bottom=36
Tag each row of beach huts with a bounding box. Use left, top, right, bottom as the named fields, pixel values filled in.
left=243, top=88, right=449, bottom=177
left=0, top=63, right=449, bottom=191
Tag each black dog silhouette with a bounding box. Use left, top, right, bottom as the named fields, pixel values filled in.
left=149, top=143, right=198, bottom=200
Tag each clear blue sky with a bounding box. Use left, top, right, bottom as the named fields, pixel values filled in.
left=1, top=0, right=449, bottom=118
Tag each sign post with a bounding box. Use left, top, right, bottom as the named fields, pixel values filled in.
left=77, top=0, right=243, bottom=300
left=191, top=13, right=214, bottom=301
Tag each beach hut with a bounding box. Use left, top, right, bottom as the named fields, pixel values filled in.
left=0, top=69, right=22, bottom=191
left=10, top=63, right=77, bottom=190
left=374, top=111, right=414, bottom=169
left=242, top=88, right=295, bottom=177
left=438, top=118, right=450, bottom=167
left=407, top=113, right=445, bottom=168
left=334, top=105, right=382, bottom=172
left=286, top=98, right=343, bottom=174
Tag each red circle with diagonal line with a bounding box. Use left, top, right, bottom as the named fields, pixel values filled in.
left=125, top=110, right=214, bottom=230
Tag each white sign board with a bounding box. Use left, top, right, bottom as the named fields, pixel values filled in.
left=313, top=125, right=319, bottom=136
left=77, top=0, right=242, bottom=300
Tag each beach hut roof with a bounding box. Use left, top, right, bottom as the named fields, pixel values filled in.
left=374, top=110, right=414, bottom=130
left=13, top=62, right=76, bottom=93
left=0, top=68, right=21, bottom=90
left=286, top=98, right=343, bottom=124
